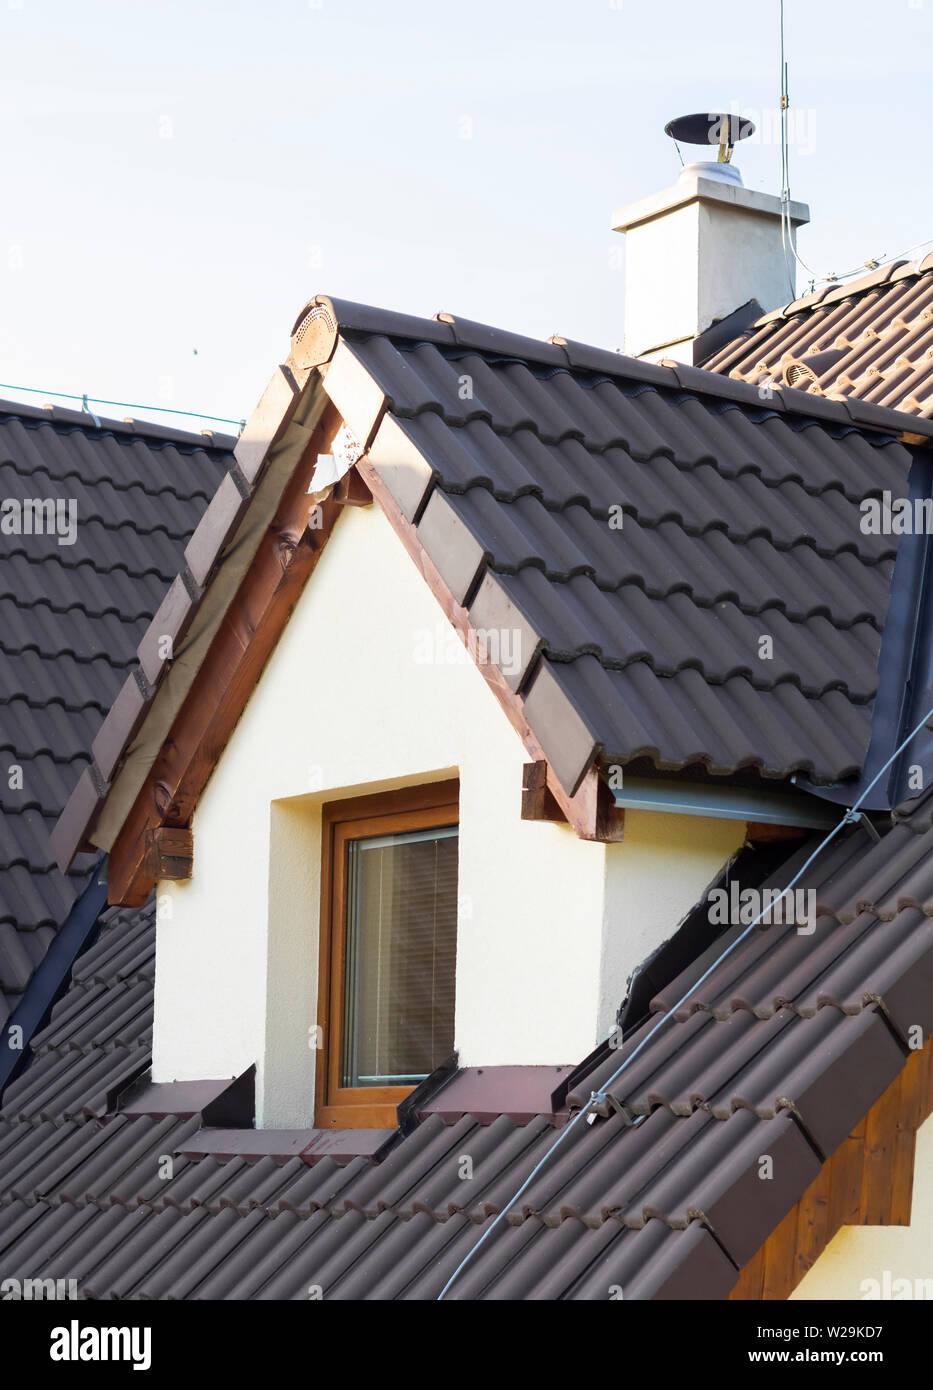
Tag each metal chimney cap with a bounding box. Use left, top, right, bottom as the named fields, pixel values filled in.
left=664, top=112, right=756, bottom=147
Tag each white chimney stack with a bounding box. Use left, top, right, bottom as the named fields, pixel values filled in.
left=612, top=113, right=810, bottom=363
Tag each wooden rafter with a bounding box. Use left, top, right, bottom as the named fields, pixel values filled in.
left=107, top=403, right=346, bottom=906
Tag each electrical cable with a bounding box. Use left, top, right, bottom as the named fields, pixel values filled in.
left=436, top=696, right=933, bottom=1300
left=0, top=381, right=245, bottom=434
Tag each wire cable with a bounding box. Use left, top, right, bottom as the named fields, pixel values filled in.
left=436, top=697, right=933, bottom=1300
left=778, top=2, right=932, bottom=297
left=0, top=381, right=245, bottom=434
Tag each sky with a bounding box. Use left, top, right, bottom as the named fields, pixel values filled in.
left=2, top=0, right=932, bottom=436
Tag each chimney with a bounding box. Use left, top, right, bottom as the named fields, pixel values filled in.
left=612, top=112, right=810, bottom=363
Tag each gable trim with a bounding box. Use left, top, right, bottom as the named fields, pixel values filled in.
left=354, top=450, right=625, bottom=840
left=105, top=401, right=346, bottom=906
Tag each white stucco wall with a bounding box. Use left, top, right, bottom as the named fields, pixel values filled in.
left=599, top=811, right=745, bottom=1038
left=790, top=1113, right=933, bottom=1301
left=621, top=200, right=702, bottom=357
left=152, top=501, right=741, bottom=1126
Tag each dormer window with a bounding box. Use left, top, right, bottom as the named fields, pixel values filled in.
left=316, top=781, right=459, bottom=1128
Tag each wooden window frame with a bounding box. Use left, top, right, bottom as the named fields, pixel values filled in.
left=315, top=780, right=459, bottom=1130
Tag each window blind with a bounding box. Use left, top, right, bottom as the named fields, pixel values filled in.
left=343, top=825, right=458, bottom=1088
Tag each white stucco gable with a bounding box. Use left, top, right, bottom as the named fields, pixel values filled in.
left=152, top=499, right=743, bottom=1127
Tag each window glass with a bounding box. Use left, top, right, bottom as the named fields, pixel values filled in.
left=342, top=824, right=458, bottom=1088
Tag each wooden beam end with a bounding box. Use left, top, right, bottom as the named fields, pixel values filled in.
left=333, top=467, right=373, bottom=508
left=144, top=826, right=194, bottom=881
left=521, top=761, right=566, bottom=823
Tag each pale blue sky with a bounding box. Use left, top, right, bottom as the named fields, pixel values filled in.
left=2, top=0, right=931, bottom=433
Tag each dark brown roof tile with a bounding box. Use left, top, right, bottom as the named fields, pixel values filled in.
left=704, top=255, right=933, bottom=421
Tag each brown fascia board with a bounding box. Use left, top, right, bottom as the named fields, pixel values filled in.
left=339, top=359, right=606, bottom=795
left=84, top=315, right=384, bottom=900
left=52, top=364, right=332, bottom=875
left=106, top=402, right=344, bottom=906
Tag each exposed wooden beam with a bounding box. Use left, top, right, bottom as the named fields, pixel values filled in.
left=521, top=761, right=565, bottom=823
left=144, top=827, right=193, bottom=881
left=333, top=468, right=373, bottom=508
left=107, top=404, right=346, bottom=907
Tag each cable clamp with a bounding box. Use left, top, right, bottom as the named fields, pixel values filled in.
left=600, top=1092, right=638, bottom=1127
left=843, top=807, right=881, bottom=842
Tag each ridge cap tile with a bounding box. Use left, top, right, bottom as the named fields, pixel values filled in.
left=432, top=312, right=568, bottom=365
left=310, top=294, right=458, bottom=348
